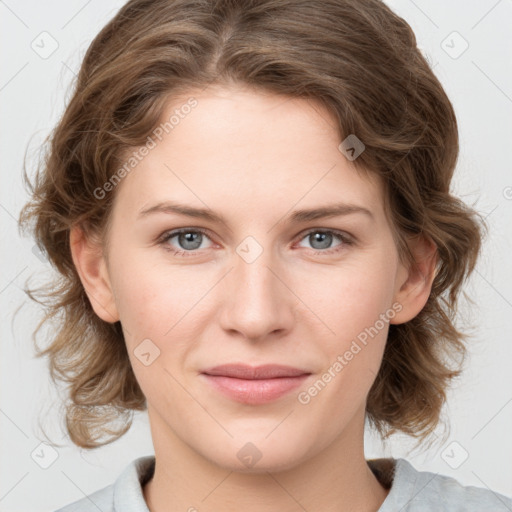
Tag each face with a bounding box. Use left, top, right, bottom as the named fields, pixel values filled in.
left=74, top=84, right=432, bottom=473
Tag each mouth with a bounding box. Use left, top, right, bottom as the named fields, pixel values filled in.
left=200, top=364, right=311, bottom=405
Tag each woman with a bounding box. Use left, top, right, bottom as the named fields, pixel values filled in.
left=19, top=0, right=512, bottom=510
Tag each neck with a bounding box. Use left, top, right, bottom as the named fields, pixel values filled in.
left=142, top=406, right=390, bottom=512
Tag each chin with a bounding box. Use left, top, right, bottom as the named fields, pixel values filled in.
left=200, top=432, right=312, bottom=474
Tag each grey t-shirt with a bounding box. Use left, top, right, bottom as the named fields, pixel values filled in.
left=55, top=455, right=512, bottom=511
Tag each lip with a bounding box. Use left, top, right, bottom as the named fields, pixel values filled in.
left=200, top=364, right=311, bottom=405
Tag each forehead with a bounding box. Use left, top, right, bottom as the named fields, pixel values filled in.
left=111, top=85, right=385, bottom=223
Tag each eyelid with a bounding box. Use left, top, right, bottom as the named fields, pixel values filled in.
left=157, top=227, right=215, bottom=246
left=157, top=226, right=355, bottom=257
left=157, top=226, right=353, bottom=244
left=294, top=227, right=355, bottom=244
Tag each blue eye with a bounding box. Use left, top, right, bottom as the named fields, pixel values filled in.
left=158, top=228, right=213, bottom=256
left=157, top=228, right=353, bottom=257
left=297, top=229, right=353, bottom=254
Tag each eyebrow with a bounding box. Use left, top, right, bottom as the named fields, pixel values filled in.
left=137, top=201, right=374, bottom=225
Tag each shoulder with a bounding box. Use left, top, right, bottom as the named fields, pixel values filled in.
left=54, top=456, right=155, bottom=512
left=54, top=484, right=114, bottom=512
left=371, top=457, right=512, bottom=512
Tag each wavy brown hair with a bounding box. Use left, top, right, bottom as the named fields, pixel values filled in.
left=19, top=0, right=485, bottom=449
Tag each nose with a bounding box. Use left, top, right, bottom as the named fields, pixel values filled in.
left=218, top=245, right=296, bottom=342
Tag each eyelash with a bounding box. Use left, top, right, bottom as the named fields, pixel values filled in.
left=157, top=227, right=354, bottom=258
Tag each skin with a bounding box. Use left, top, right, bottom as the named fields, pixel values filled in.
left=71, top=84, right=437, bottom=512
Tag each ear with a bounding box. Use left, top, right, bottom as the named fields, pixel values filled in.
left=390, top=234, right=438, bottom=325
left=69, top=225, right=119, bottom=323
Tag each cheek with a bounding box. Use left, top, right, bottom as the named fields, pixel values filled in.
left=298, top=256, right=397, bottom=340
left=109, top=249, right=210, bottom=338
left=109, top=234, right=397, bottom=350
left=294, top=255, right=396, bottom=406
left=295, top=264, right=394, bottom=425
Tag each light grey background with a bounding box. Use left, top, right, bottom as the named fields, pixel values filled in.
left=1, top=1, right=511, bottom=510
